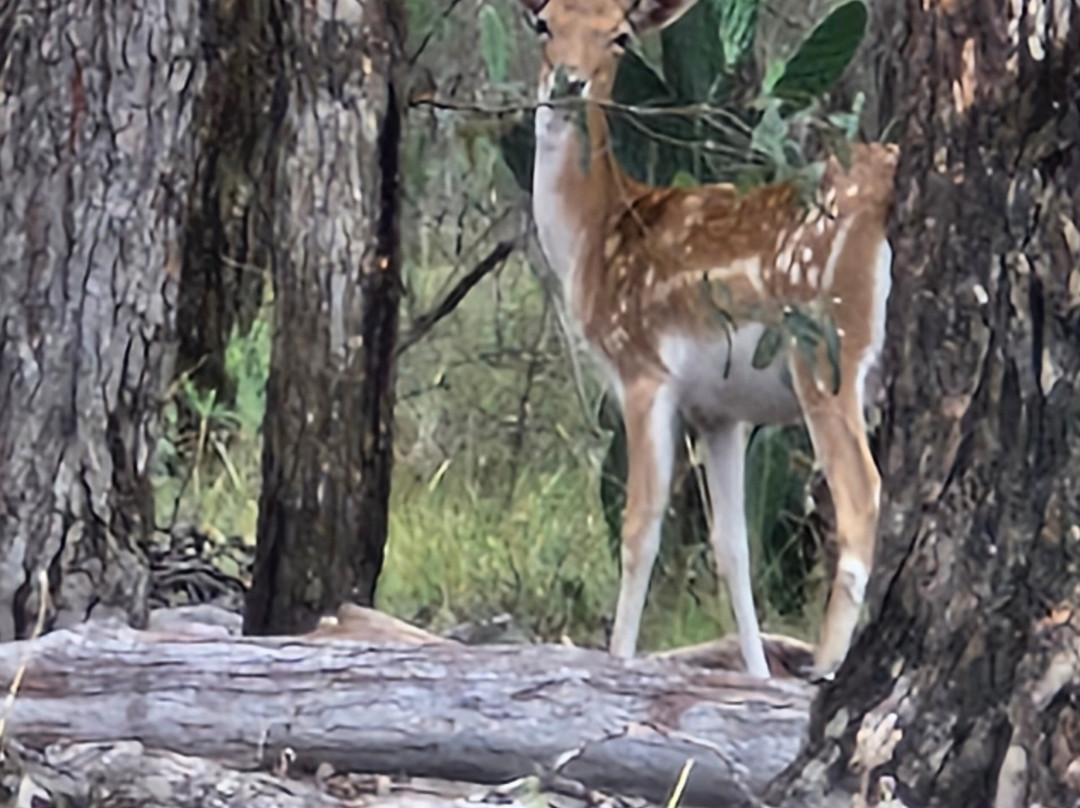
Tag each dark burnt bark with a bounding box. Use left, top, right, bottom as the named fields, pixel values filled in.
left=177, top=0, right=279, bottom=395
left=244, top=0, right=404, bottom=635
left=0, top=1, right=203, bottom=638
left=769, top=3, right=1080, bottom=807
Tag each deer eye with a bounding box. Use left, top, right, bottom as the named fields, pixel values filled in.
left=531, top=16, right=552, bottom=37
left=612, top=32, right=631, bottom=49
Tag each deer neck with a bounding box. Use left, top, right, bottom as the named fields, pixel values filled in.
left=532, top=94, right=631, bottom=313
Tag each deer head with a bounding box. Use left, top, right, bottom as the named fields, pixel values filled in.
left=518, top=0, right=699, bottom=104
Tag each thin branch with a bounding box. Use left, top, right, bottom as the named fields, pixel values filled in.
left=396, top=239, right=517, bottom=356
left=407, top=0, right=465, bottom=66
left=409, top=95, right=752, bottom=124
left=506, top=295, right=551, bottom=491
left=525, top=230, right=603, bottom=439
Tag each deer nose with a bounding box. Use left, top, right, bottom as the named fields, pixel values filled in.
left=547, top=67, right=589, bottom=101
left=565, top=78, right=587, bottom=97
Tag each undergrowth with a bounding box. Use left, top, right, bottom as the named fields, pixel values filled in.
left=146, top=0, right=835, bottom=647
left=150, top=250, right=808, bottom=651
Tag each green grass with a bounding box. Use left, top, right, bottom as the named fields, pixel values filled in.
left=150, top=248, right=821, bottom=652
left=378, top=465, right=618, bottom=644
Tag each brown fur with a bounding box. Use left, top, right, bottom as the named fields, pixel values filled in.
left=573, top=102, right=898, bottom=378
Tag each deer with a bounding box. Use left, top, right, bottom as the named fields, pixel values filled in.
left=515, top=0, right=898, bottom=679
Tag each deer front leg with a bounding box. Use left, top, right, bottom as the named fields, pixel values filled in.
left=792, top=366, right=881, bottom=680
left=609, top=382, right=676, bottom=659
left=701, top=421, right=770, bottom=678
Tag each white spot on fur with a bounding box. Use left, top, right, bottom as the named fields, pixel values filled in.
left=821, top=219, right=854, bottom=290
left=838, top=555, right=869, bottom=604
left=604, top=234, right=620, bottom=259
left=777, top=246, right=794, bottom=273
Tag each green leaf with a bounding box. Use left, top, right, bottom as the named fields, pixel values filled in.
left=662, top=0, right=726, bottom=104
left=609, top=49, right=690, bottom=186
left=783, top=306, right=823, bottom=373
left=782, top=306, right=844, bottom=394
left=821, top=125, right=853, bottom=171
left=770, top=1, right=868, bottom=110
left=783, top=305, right=826, bottom=342
left=479, top=5, right=510, bottom=83
left=827, top=90, right=865, bottom=139
left=497, top=114, right=535, bottom=193
left=750, top=100, right=788, bottom=169
left=789, top=159, right=828, bottom=203
left=718, top=0, right=759, bottom=71
left=670, top=170, right=698, bottom=188
left=752, top=325, right=784, bottom=369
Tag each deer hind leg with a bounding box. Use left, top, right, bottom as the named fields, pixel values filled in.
left=609, top=382, right=676, bottom=659
left=791, top=362, right=881, bottom=680
left=701, top=421, right=770, bottom=678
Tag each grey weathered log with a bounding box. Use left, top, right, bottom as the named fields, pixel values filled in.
left=0, top=624, right=812, bottom=806
left=8, top=739, right=587, bottom=808
left=8, top=740, right=348, bottom=808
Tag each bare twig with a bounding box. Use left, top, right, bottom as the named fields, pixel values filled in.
left=506, top=295, right=551, bottom=489
left=396, top=239, right=517, bottom=356
left=409, top=95, right=751, bottom=125
left=407, top=0, right=466, bottom=66
left=526, top=231, right=603, bottom=438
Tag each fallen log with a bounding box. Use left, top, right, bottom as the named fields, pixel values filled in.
left=651, top=635, right=815, bottom=679
left=5, top=738, right=541, bottom=808
left=4, top=739, right=347, bottom=808
left=0, top=622, right=812, bottom=806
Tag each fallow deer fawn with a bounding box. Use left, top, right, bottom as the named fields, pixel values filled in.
left=518, top=0, right=897, bottom=678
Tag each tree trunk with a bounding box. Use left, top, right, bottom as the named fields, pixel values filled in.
left=769, top=3, right=1080, bottom=807
left=244, top=0, right=404, bottom=635
left=0, top=622, right=811, bottom=806
left=177, top=0, right=279, bottom=395
left=0, top=1, right=203, bottom=639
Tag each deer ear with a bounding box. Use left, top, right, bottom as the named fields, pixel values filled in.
left=625, top=0, right=699, bottom=31
left=516, top=0, right=548, bottom=14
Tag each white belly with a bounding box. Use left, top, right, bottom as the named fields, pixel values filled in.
left=661, top=325, right=802, bottom=428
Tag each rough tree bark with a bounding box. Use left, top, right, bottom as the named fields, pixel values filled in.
left=0, top=2, right=203, bottom=638
left=177, top=0, right=279, bottom=395
left=0, top=622, right=810, bottom=806
left=244, top=0, right=404, bottom=635
left=769, top=3, right=1080, bottom=807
